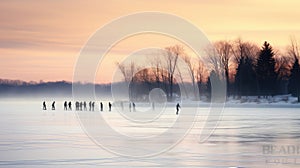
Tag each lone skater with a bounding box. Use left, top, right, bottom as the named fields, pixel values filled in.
left=132, top=102, right=136, bottom=112
left=108, top=102, right=112, bottom=112
left=176, top=103, right=180, bottom=115
left=52, top=101, right=55, bottom=110
left=100, top=102, right=103, bottom=112
left=64, top=101, right=68, bottom=110
left=43, top=101, right=47, bottom=110
left=129, top=102, right=132, bottom=112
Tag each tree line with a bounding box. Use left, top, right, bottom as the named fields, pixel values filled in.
left=117, top=38, right=300, bottom=102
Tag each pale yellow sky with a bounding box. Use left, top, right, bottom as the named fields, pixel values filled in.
left=1, top=0, right=300, bottom=83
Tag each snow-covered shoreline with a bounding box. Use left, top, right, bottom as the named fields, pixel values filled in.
left=0, top=95, right=299, bottom=109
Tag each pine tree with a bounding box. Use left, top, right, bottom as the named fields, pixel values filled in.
left=235, top=56, right=258, bottom=97
left=256, top=41, right=278, bottom=97
left=288, top=57, right=300, bottom=102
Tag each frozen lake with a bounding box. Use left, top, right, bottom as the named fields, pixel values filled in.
left=0, top=99, right=300, bottom=167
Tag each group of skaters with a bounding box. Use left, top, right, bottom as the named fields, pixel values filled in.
left=42, top=101, right=181, bottom=115
left=42, top=101, right=112, bottom=112
left=73, top=101, right=112, bottom=112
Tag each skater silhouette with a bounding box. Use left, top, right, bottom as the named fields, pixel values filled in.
left=176, top=103, right=180, bottom=115
left=43, top=101, right=47, bottom=110
left=83, top=101, right=87, bottom=111
left=152, top=102, right=155, bottom=111
left=52, top=101, right=55, bottom=110
left=100, top=102, right=103, bottom=112
left=64, top=101, right=68, bottom=110
left=132, top=102, right=136, bottom=112
left=89, top=101, right=92, bottom=111
left=68, top=101, right=72, bottom=110
left=120, top=102, right=124, bottom=111
left=129, top=102, right=132, bottom=112
left=75, top=102, right=79, bottom=111
left=108, top=102, right=112, bottom=112
left=92, top=102, right=95, bottom=111
left=80, top=102, right=83, bottom=111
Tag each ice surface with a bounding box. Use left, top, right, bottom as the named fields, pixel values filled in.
left=0, top=98, right=299, bottom=167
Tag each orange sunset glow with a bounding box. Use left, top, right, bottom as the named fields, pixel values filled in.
left=1, top=0, right=300, bottom=83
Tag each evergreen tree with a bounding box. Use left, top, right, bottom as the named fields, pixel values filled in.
left=235, top=56, right=258, bottom=97
left=256, top=41, right=278, bottom=97
left=288, top=57, right=300, bottom=102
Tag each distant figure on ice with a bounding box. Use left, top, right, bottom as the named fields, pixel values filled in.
left=75, top=102, right=79, bottom=111
left=89, top=101, right=92, bottom=111
left=152, top=102, right=155, bottom=111
left=129, top=102, right=132, bottom=112
left=100, top=102, right=103, bottom=112
left=176, top=103, right=180, bottom=115
left=108, top=102, right=112, bottom=111
left=83, top=101, right=87, bottom=111
left=120, top=102, right=124, bottom=111
left=132, top=102, right=136, bottom=112
left=43, top=101, right=47, bottom=110
left=68, top=101, right=72, bottom=110
left=92, top=102, right=95, bottom=111
left=80, top=102, right=83, bottom=111
left=52, top=101, right=55, bottom=110
left=64, top=101, right=68, bottom=110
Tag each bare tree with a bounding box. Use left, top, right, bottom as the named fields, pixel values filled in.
left=232, top=39, right=259, bottom=64
left=150, top=55, right=163, bottom=87
left=116, top=62, right=129, bottom=82
left=164, top=45, right=183, bottom=101
left=287, top=36, right=300, bottom=59
left=275, top=54, right=293, bottom=80
left=196, top=61, right=207, bottom=84
left=129, top=62, right=136, bottom=82
left=195, top=60, right=208, bottom=99
left=204, top=45, right=222, bottom=78
left=175, top=65, right=189, bottom=99
left=116, top=61, right=138, bottom=82
left=214, top=41, right=233, bottom=96
left=183, top=55, right=197, bottom=99
left=116, top=61, right=139, bottom=100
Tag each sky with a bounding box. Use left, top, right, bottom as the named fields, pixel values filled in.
left=1, top=0, right=300, bottom=83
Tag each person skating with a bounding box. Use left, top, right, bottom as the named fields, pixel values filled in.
left=43, top=101, right=47, bottom=110
left=89, top=101, right=92, bottom=111
left=80, top=102, right=83, bottom=111
left=132, top=102, right=136, bottom=112
left=52, top=101, right=55, bottom=110
left=100, top=102, right=103, bottom=112
left=108, top=102, right=112, bottom=112
left=64, top=101, right=68, bottom=110
left=83, top=101, right=87, bottom=111
left=176, top=103, right=180, bottom=115
left=68, top=101, right=72, bottom=110
left=75, top=102, right=79, bottom=111
left=92, top=102, right=95, bottom=111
